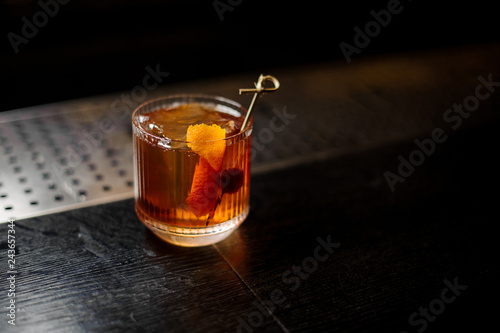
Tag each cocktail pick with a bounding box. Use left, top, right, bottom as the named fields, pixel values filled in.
left=239, top=74, right=280, bottom=131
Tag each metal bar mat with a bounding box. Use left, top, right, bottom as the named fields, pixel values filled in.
left=0, top=99, right=135, bottom=222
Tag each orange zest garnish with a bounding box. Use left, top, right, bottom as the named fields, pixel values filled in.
left=186, top=157, right=219, bottom=217
left=186, top=124, right=226, bottom=171
left=186, top=124, right=226, bottom=217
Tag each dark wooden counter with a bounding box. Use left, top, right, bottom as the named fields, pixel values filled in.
left=1, top=43, right=500, bottom=332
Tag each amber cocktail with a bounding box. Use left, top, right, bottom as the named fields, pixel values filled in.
left=132, top=95, right=252, bottom=246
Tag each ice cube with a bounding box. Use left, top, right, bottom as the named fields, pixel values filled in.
left=221, top=120, right=238, bottom=135
left=148, top=123, right=164, bottom=136
left=175, top=104, right=208, bottom=124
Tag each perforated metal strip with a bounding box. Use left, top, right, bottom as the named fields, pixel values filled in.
left=0, top=97, right=136, bottom=223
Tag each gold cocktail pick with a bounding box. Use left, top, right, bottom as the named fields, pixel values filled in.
left=239, top=74, right=280, bottom=131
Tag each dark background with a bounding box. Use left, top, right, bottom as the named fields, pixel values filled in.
left=1, top=0, right=499, bottom=112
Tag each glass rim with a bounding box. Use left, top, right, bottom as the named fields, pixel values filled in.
left=131, top=93, right=253, bottom=144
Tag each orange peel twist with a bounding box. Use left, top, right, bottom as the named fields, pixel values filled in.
left=186, top=124, right=226, bottom=217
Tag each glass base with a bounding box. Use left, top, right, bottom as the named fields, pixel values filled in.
left=137, top=206, right=249, bottom=247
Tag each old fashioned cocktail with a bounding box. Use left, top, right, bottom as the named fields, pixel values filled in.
left=132, top=95, right=252, bottom=246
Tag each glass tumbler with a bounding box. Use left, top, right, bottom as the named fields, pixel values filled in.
left=132, top=94, right=252, bottom=247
